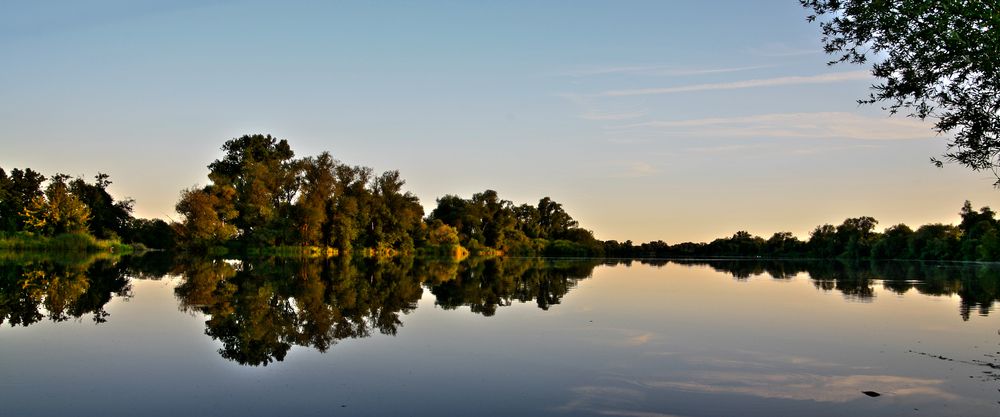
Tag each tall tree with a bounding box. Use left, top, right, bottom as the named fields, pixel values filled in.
left=295, top=152, right=338, bottom=246
left=22, top=175, right=91, bottom=236
left=207, top=134, right=298, bottom=244
left=174, top=187, right=238, bottom=248
left=371, top=170, right=423, bottom=252
left=69, top=173, right=134, bottom=239
left=537, top=197, right=578, bottom=239
left=0, top=168, right=45, bottom=232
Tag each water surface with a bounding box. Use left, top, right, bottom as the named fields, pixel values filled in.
left=2, top=255, right=998, bottom=416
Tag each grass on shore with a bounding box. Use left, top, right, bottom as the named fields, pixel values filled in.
left=0, top=231, right=143, bottom=254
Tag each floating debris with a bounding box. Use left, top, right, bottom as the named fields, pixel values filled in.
left=862, top=391, right=881, bottom=397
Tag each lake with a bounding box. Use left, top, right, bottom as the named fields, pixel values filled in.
left=2, top=255, right=999, bottom=416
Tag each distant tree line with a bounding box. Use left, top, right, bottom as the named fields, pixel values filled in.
left=8, top=134, right=1000, bottom=262
left=0, top=167, right=175, bottom=251
left=427, top=190, right=603, bottom=256
left=605, top=201, right=1000, bottom=261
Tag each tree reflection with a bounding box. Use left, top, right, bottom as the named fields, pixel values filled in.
left=426, top=257, right=600, bottom=316
left=171, top=256, right=602, bottom=365
left=665, top=259, right=1000, bottom=319
left=173, top=256, right=425, bottom=366
left=0, top=253, right=132, bottom=326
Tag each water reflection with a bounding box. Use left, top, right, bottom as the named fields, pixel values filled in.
left=170, top=256, right=601, bottom=366
left=5, top=254, right=1000, bottom=367
left=428, top=257, right=596, bottom=316
left=0, top=253, right=132, bottom=326
left=172, top=257, right=424, bottom=365
left=661, top=259, right=1000, bottom=320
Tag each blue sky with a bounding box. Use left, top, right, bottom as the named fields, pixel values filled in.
left=3, top=0, right=998, bottom=242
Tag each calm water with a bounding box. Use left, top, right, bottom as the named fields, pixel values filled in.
left=2, top=255, right=999, bottom=417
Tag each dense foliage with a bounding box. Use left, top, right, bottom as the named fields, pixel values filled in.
left=801, top=0, right=1000, bottom=181
left=607, top=201, right=1000, bottom=261
left=427, top=190, right=603, bottom=256
left=174, top=135, right=424, bottom=253
left=174, top=135, right=603, bottom=256
left=8, top=135, right=1000, bottom=262
left=0, top=167, right=174, bottom=251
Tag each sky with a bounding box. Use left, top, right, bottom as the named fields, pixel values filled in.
left=2, top=0, right=999, bottom=243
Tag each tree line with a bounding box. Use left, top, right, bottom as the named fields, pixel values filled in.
left=6, top=134, right=1000, bottom=262
left=173, top=134, right=603, bottom=257
left=0, top=167, right=175, bottom=251
left=606, top=201, right=1000, bottom=261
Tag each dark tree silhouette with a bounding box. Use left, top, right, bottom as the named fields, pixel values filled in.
left=802, top=1, right=1000, bottom=181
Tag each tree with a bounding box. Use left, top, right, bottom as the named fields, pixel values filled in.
left=207, top=134, right=298, bottom=244
left=22, top=175, right=91, bottom=236
left=871, top=224, right=913, bottom=259
left=766, top=232, right=804, bottom=257
left=836, top=216, right=878, bottom=258
left=808, top=224, right=839, bottom=258
left=909, top=224, right=961, bottom=260
left=371, top=170, right=424, bottom=252
left=295, top=153, right=338, bottom=246
left=427, top=220, right=461, bottom=247
left=174, top=187, right=237, bottom=248
left=802, top=1, right=1000, bottom=181
left=0, top=167, right=45, bottom=231
left=536, top=197, right=578, bottom=239
left=69, top=173, right=134, bottom=239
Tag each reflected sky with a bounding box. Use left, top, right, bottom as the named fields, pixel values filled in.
left=2, top=256, right=999, bottom=416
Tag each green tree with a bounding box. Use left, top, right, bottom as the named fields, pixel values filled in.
left=471, top=190, right=515, bottom=248
left=957, top=201, right=998, bottom=260
left=69, top=173, right=134, bottom=239
left=802, top=1, right=1000, bottom=180
left=294, top=152, right=338, bottom=246
left=766, top=232, right=804, bottom=257
left=22, top=175, right=91, bottom=236
left=427, top=220, right=461, bottom=247
left=808, top=224, right=838, bottom=258
left=871, top=224, right=913, bottom=259
left=0, top=167, right=45, bottom=232
left=837, top=216, right=878, bottom=258
left=128, top=218, right=178, bottom=250
left=428, top=194, right=477, bottom=244
left=909, top=224, right=961, bottom=260
left=513, top=203, right=541, bottom=238
left=371, top=170, right=423, bottom=252
left=327, top=164, right=374, bottom=253
left=207, top=134, right=298, bottom=245
left=537, top=197, right=578, bottom=239
left=0, top=168, right=7, bottom=229
left=174, top=187, right=237, bottom=248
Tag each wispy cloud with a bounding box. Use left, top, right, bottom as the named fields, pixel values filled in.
left=579, top=110, right=649, bottom=121
left=746, top=42, right=822, bottom=58
left=613, top=112, right=936, bottom=141
left=616, top=161, right=659, bottom=178
left=567, top=64, right=771, bottom=77
left=686, top=143, right=776, bottom=153
left=599, top=71, right=869, bottom=97
left=624, top=332, right=655, bottom=346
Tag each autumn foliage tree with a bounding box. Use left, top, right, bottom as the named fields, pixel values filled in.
left=174, top=134, right=425, bottom=253
left=21, top=175, right=91, bottom=236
